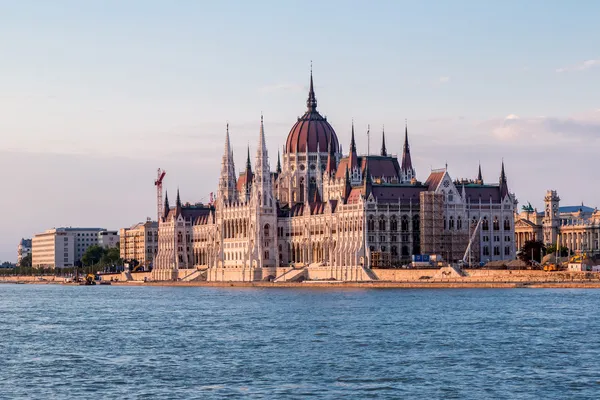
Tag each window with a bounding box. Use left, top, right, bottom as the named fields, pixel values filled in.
left=483, top=235, right=489, bottom=242
left=493, top=246, right=500, bottom=256
left=504, top=218, right=511, bottom=231
left=264, top=251, right=269, bottom=259
left=449, top=216, right=455, bottom=230
left=504, top=246, right=511, bottom=256
left=505, top=236, right=511, bottom=242
left=483, top=246, right=490, bottom=256
left=390, top=217, right=398, bottom=231
left=401, top=216, right=409, bottom=231
left=494, top=236, right=500, bottom=242
left=482, top=217, right=489, bottom=231
left=263, top=224, right=270, bottom=238
left=493, top=217, right=500, bottom=231
left=379, top=216, right=386, bottom=231
left=368, top=216, right=375, bottom=231
left=380, top=236, right=385, bottom=242
left=381, top=246, right=386, bottom=252
left=457, top=216, right=462, bottom=230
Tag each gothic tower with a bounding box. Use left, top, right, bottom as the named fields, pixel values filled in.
left=400, top=121, right=415, bottom=183
left=543, top=190, right=560, bottom=245
left=218, top=123, right=237, bottom=202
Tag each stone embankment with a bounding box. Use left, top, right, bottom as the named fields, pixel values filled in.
left=3, top=268, right=600, bottom=289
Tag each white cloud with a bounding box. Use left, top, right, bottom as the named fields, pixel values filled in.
left=439, top=76, right=450, bottom=84
left=556, top=59, right=600, bottom=73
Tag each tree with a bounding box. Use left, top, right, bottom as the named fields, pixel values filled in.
left=20, top=254, right=32, bottom=267
left=545, top=244, right=570, bottom=258
left=81, top=245, right=106, bottom=266
left=518, top=240, right=545, bottom=263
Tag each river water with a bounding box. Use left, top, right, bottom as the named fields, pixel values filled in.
left=1, top=285, right=599, bottom=399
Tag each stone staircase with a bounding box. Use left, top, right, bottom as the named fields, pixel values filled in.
left=361, top=266, right=378, bottom=281
left=181, top=269, right=207, bottom=282
left=274, top=267, right=307, bottom=282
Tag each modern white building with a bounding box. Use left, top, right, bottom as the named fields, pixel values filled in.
left=32, top=227, right=119, bottom=269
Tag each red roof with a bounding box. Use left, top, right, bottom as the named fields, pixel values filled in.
left=236, top=171, right=253, bottom=192
left=286, top=111, right=339, bottom=154
left=424, top=170, right=445, bottom=191
left=335, top=156, right=401, bottom=181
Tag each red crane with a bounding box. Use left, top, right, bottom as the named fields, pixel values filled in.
left=155, top=168, right=166, bottom=222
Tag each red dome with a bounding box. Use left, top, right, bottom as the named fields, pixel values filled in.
left=286, top=111, right=339, bottom=154
left=285, top=71, right=339, bottom=154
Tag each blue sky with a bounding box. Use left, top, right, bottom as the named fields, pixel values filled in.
left=1, top=0, right=600, bottom=261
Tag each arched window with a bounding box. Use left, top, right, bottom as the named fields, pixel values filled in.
left=368, top=216, right=375, bottom=231
left=264, top=224, right=270, bottom=238
left=482, top=217, right=489, bottom=231
left=457, top=216, right=462, bottom=230
left=493, top=217, right=500, bottom=231
left=504, top=218, right=510, bottom=231
left=401, top=215, right=409, bottom=231
left=379, top=215, right=386, bottom=231
left=391, top=246, right=398, bottom=256
left=449, top=216, right=455, bottom=230
left=390, top=216, right=398, bottom=231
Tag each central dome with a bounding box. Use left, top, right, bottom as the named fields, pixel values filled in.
left=285, top=73, right=339, bottom=154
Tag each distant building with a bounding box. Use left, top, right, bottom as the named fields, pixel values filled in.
left=17, top=238, right=32, bottom=266
left=119, top=220, right=158, bottom=267
left=515, top=190, right=600, bottom=256
left=32, top=228, right=119, bottom=269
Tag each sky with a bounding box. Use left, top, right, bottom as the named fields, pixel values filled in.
left=1, top=0, right=600, bottom=262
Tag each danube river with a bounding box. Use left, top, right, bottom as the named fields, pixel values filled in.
left=1, top=285, right=599, bottom=399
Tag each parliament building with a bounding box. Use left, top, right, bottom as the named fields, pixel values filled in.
left=153, top=72, right=518, bottom=281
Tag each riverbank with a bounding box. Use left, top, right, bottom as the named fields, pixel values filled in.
left=3, top=277, right=600, bottom=289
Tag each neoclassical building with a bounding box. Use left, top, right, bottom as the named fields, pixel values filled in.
left=153, top=72, right=518, bottom=281
left=515, top=190, right=600, bottom=256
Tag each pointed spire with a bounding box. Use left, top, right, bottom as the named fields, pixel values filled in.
left=363, top=159, right=373, bottom=198
left=400, top=119, right=414, bottom=182
left=164, top=191, right=170, bottom=217
left=477, top=161, right=483, bottom=183
left=276, top=151, right=282, bottom=174
left=325, top=131, right=336, bottom=175
left=350, top=120, right=357, bottom=153
left=499, top=159, right=509, bottom=199
left=344, top=166, right=352, bottom=201
left=380, top=125, right=387, bottom=156
left=176, top=188, right=181, bottom=208
left=246, top=145, right=252, bottom=171
left=306, top=61, right=317, bottom=112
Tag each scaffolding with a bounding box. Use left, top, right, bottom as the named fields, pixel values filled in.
left=420, top=192, right=469, bottom=263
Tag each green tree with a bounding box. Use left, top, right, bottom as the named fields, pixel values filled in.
left=20, top=254, right=32, bottom=267
left=81, top=245, right=106, bottom=266
left=518, top=240, right=545, bottom=263
left=100, top=246, right=122, bottom=266
left=545, top=244, right=570, bottom=257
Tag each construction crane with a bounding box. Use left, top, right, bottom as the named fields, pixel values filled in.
left=460, top=219, right=482, bottom=268
left=155, top=168, right=166, bottom=222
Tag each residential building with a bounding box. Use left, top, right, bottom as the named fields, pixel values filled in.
left=119, top=220, right=158, bottom=267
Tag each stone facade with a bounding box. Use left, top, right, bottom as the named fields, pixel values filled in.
left=152, top=72, right=517, bottom=281
left=515, top=190, right=600, bottom=256
left=119, top=221, right=158, bottom=268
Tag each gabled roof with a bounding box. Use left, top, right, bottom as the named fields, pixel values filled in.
left=424, top=170, right=445, bottom=191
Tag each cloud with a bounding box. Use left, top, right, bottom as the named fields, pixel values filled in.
left=439, top=76, right=450, bottom=84
left=259, top=83, right=304, bottom=93
left=556, top=59, right=600, bottom=73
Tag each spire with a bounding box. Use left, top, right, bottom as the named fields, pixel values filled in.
left=380, top=125, right=387, bottom=156
left=176, top=188, right=181, bottom=208
left=246, top=145, right=252, bottom=171
left=218, top=123, right=237, bottom=202
left=344, top=166, right=352, bottom=202
left=163, top=191, right=170, bottom=217
left=477, top=162, right=483, bottom=183
left=400, top=119, right=415, bottom=182
left=306, top=61, right=317, bottom=112
left=363, top=158, right=373, bottom=197
left=499, top=159, right=509, bottom=199
left=349, top=120, right=358, bottom=170
left=325, top=131, right=337, bottom=175
left=350, top=120, right=357, bottom=153
left=276, top=151, right=282, bottom=174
